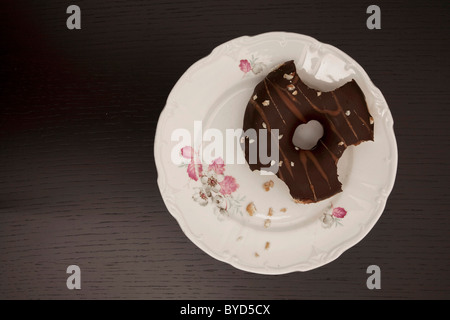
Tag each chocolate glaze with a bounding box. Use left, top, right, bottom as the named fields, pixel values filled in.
left=241, top=60, right=374, bottom=203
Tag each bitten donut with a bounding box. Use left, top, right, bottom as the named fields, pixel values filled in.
left=241, top=60, right=374, bottom=203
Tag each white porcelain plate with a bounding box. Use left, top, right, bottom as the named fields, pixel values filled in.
left=154, top=32, right=397, bottom=274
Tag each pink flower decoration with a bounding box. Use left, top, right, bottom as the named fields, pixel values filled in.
left=187, top=161, right=203, bottom=181
left=219, top=176, right=239, bottom=195
left=208, top=157, right=225, bottom=175
left=332, top=207, right=347, bottom=219
left=239, top=59, right=252, bottom=73
left=181, top=146, right=194, bottom=159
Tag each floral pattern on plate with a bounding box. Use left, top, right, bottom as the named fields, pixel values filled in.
left=239, top=55, right=266, bottom=75
left=320, top=204, right=348, bottom=228
left=180, top=146, right=245, bottom=217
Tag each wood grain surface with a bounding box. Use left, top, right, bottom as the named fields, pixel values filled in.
left=1, top=0, right=449, bottom=299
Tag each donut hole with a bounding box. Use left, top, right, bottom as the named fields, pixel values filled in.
left=292, top=120, right=324, bottom=150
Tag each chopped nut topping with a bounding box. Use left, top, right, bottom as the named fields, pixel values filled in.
left=369, top=116, right=374, bottom=125
left=287, top=84, right=295, bottom=91
left=338, top=141, right=344, bottom=146
left=280, top=208, right=287, bottom=212
left=270, top=159, right=276, bottom=166
left=262, top=100, right=270, bottom=106
left=249, top=139, right=255, bottom=144
left=240, top=136, right=245, bottom=144
left=255, top=252, right=260, bottom=257
left=345, top=110, right=351, bottom=116
left=246, top=202, right=256, bottom=216
left=262, top=122, right=267, bottom=128
left=263, top=180, right=274, bottom=191
left=265, top=242, right=270, bottom=250
left=317, top=91, right=322, bottom=97
left=278, top=134, right=283, bottom=140
left=253, top=95, right=258, bottom=100
left=290, top=161, right=295, bottom=167
left=264, top=219, right=271, bottom=228
left=268, top=207, right=274, bottom=216
left=292, top=90, right=298, bottom=95
left=295, top=146, right=299, bottom=151
left=283, top=73, right=294, bottom=80
left=278, top=160, right=283, bottom=167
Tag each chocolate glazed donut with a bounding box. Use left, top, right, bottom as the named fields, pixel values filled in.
left=241, top=60, right=374, bottom=203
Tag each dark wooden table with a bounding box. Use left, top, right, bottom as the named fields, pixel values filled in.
left=1, top=0, right=449, bottom=300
